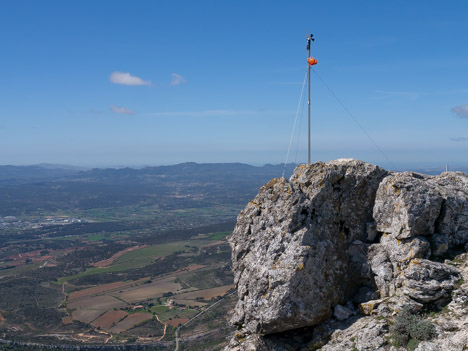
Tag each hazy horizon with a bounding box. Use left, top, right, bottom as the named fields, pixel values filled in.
left=1, top=159, right=467, bottom=173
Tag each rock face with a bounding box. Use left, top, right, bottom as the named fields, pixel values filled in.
left=225, top=159, right=468, bottom=350
left=369, top=171, right=468, bottom=306
left=229, top=159, right=388, bottom=335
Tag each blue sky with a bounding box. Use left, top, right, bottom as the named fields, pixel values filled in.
left=0, top=1, right=467, bottom=169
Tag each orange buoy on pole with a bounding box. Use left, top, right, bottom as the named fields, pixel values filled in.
left=307, top=57, right=318, bottom=66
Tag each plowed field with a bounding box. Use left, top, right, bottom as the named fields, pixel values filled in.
left=109, top=313, right=152, bottom=333
left=91, top=310, right=128, bottom=330
left=174, top=285, right=234, bottom=300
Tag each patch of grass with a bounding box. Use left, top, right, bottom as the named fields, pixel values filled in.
left=57, top=240, right=213, bottom=283
left=150, top=305, right=171, bottom=315
left=208, top=231, right=231, bottom=240
left=149, top=305, right=197, bottom=322
left=86, top=234, right=108, bottom=241
left=114, top=242, right=188, bottom=265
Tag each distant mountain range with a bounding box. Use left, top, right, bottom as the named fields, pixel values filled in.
left=0, top=162, right=466, bottom=185
left=0, top=162, right=296, bottom=185
left=0, top=164, right=87, bottom=184
left=0, top=162, right=298, bottom=216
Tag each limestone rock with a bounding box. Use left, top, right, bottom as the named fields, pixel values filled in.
left=414, top=253, right=468, bottom=351
left=414, top=342, right=440, bottom=351
left=374, top=172, right=443, bottom=239
left=373, top=171, right=468, bottom=249
left=228, top=159, right=388, bottom=334
left=401, top=259, right=460, bottom=304
left=431, top=172, right=468, bottom=247
left=370, top=170, right=467, bottom=306
left=225, top=160, right=468, bottom=351
left=369, top=234, right=432, bottom=297
left=320, top=317, right=389, bottom=351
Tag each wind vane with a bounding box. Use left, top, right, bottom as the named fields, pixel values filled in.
left=306, top=33, right=317, bottom=164
left=282, top=33, right=318, bottom=177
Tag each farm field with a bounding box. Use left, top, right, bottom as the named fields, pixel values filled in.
left=109, top=312, right=153, bottom=333
left=0, top=225, right=235, bottom=349
left=91, top=310, right=128, bottom=330
left=64, top=258, right=234, bottom=332
left=173, top=284, right=234, bottom=300
left=57, top=239, right=217, bottom=283
left=68, top=277, right=151, bottom=300
left=92, top=245, right=149, bottom=267
left=114, top=277, right=183, bottom=303
left=72, top=309, right=110, bottom=325
left=69, top=296, right=127, bottom=324
left=48, top=234, right=235, bottom=348
left=166, top=317, right=189, bottom=327
left=0, top=162, right=293, bottom=349
left=68, top=295, right=127, bottom=311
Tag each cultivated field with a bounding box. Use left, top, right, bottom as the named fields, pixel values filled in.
left=68, top=295, right=126, bottom=311
left=92, top=245, right=148, bottom=268
left=68, top=277, right=150, bottom=300
left=174, top=285, right=234, bottom=300
left=165, top=318, right=188, bottom=327
left=71, top=309, right=107, bottom=325
left=109, top=313, right=153, bottom=333
left=114, top=277, right=182, bottom=303
left=64, top=259, right=232, bottom=333
left=58, top=239, right=216, bottom=283
left=0, top=161, right=288, bottom=348
left=91, top=310, right=128, bottom=330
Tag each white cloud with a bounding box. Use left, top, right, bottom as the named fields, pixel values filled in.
left=451, top=137, right=468, bottom=142
left=111, top=105, right=135, bottom=115
left=170, top=73, right=187, bottom=86
left=110, top=71, right=151, bottom=86
left=452, top=105, right=468, bottom=118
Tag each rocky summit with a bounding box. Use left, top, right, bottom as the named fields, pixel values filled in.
left=225, top=159, right=468, bottom=351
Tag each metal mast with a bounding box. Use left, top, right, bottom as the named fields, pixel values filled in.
left=306, top=34, right=314, bottom=164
